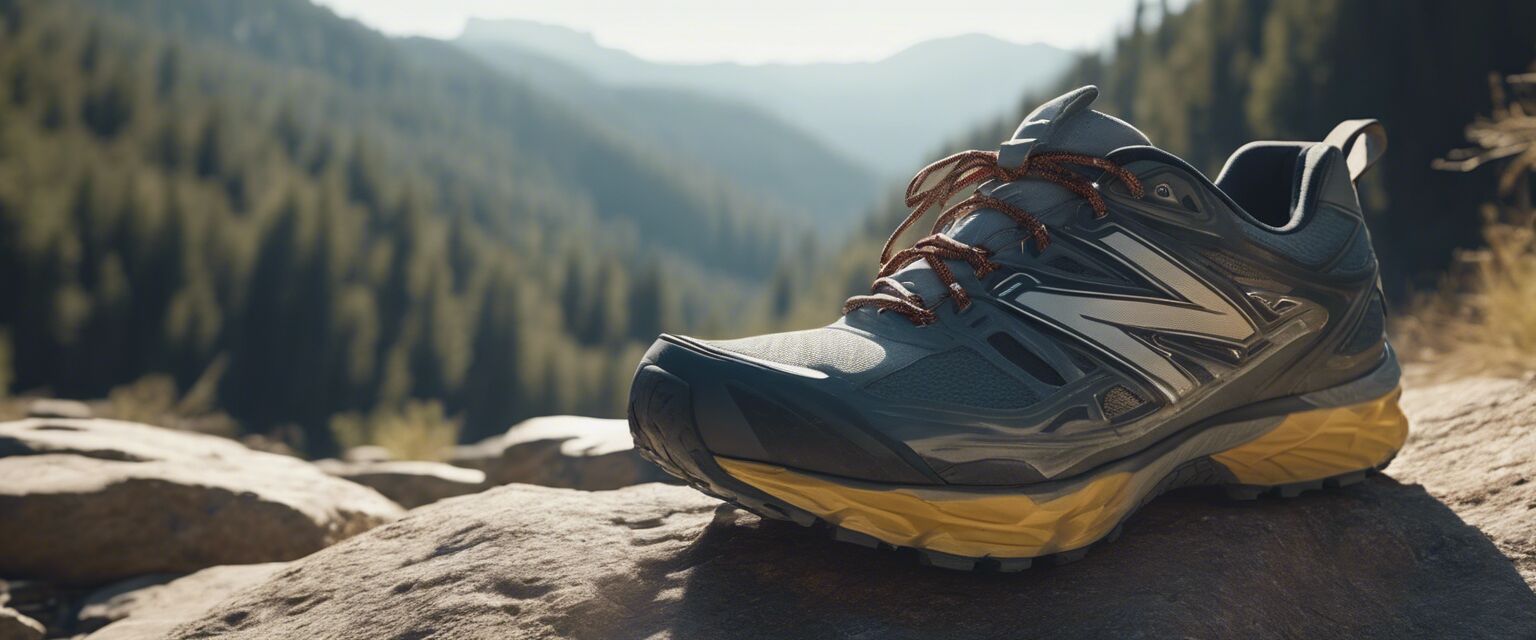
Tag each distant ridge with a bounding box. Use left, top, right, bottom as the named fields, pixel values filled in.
left=457, top=39, right=881, bottom=227
left=459, top=20, right=1075, bottom=175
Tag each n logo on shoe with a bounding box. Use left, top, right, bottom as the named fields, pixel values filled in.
left=996, top=231, right=1255, bottom=401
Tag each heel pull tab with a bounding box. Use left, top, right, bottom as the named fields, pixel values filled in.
left=1324, top=119, right=1387, bottom=182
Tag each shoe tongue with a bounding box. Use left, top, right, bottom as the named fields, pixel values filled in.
left=883, top=87, right=1152, bottom=308
left=945, top=85, right=1152, bottom=245
left=999, top=85, right=1152, bottom=165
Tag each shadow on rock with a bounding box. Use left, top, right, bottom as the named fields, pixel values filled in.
left=158, top=480, right=1535, bottom=640
left=647, top=477, right=1536, bottom=640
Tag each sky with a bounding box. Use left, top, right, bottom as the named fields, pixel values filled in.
left=312, top=0, right=1165, bottom=65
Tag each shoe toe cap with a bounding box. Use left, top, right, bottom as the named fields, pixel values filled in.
left=630, top=334, right=938, bottom=485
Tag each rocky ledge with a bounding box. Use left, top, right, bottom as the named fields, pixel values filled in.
left=162, top=375, right=1536, bottom=639
left=315, top=459, right=486, bottom=509
left=0, top=418, right=402, bottom=585
left=2, top=375, right=1532, bottom=639
left=451, top=415, right=671, bottom=490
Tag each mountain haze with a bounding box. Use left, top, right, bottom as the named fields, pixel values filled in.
left=458, top=20, right=1075, bottom=175
left=458, top=40, right=881, bottom=227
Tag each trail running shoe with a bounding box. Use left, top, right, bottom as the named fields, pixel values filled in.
left=628, top=86, right=1409, bottom=571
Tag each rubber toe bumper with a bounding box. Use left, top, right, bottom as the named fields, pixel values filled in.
left=628, top=358, right=818, bottom=525
left=630, top=335, right=938, bottom=484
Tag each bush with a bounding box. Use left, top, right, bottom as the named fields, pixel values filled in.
left=1399, top=210, right=1536, bottom=377
left=1398, top=71, right=1536, bottom=378
left=330, top=400, right=460, bottom=461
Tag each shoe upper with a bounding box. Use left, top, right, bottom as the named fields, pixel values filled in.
left=640, top=86, right=1392, bottom=487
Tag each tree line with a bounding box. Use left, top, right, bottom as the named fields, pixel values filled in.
left=0, top=0, right=789, bottom=453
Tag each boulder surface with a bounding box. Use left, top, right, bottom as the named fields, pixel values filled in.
left=80, top=564, right=286, bottom=640
left=315, top=460, right=486, bottom=508
left=167, top=375, right=1536, bottom=640
left=24, top=399, right=91, bottom=420
left=6, top=375, right=1531, bottom=639
left=1393, top=374, right=1536, bottom=584
left=342, top=445, right=394, bottom=464
left=451, top=416, right=668, bottom=490
left=0, top=583, right=42, bottom=640
left=0, top=418, right=402, bottom=585
left=0, top=607, right=44, bottom=640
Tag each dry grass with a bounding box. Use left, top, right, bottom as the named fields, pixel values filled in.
left=98, top=359, right=239, bottom=437
left=1399, top=71, right=1536, bottom=380
left=1397, top=210, right=1536, bottom=379
left=330, top=400, right=460, bottom=461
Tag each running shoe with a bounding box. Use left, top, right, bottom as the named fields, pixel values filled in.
left=628, top=86, right=1408, bottom=571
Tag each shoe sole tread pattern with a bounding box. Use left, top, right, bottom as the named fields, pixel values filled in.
left=628, top=363, right=1400, bottom=573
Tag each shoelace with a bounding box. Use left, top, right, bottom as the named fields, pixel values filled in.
left=843, top=149, right=1144, bottom=325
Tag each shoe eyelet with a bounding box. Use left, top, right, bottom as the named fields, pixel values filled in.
left=1154, top=183, right=1174, bottom=199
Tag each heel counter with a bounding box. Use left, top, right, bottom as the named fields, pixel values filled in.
left=1316, top=142, right=1391, bottom=363
left=1237, top=145, right=1374, bottom=270
left=1336, top=289, right=1388, bottom=357
left=1292, top=286, right=1392, bottom=398
left=1314, top=143, right=1382, bottom=274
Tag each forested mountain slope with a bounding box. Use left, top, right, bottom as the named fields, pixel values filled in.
left=85, top=0, right=797, bottom=277
left=0, top=0, right=803, bottom=452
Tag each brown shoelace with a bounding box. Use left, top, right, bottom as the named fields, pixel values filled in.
left=844, top=149, right=1144, bottom=325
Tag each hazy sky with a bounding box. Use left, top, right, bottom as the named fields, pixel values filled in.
left=313, top=0, right=1166, bottom=64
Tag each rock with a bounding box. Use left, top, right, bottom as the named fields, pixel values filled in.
left=315, top=460, right=485, bottom=508
left=342, top=445, right=394, bottom=464
left=0, top=579, right=83, bottom=636
left=0, top=589, right=31, bottom=640
left=0, top=418, right=403, bottom=585
left=168, top=468, right=1536, bottom=637
left=451, top=415, right=669, bottom=490
left=80, top=564, right=286, bottom=640
left=76, top=574, right=176, bottom=633
left=1394, top=374, right=1536, bottom=586
left=0, top=607, right=44, bottom=640
left=25, top=398, right=91, bottom=419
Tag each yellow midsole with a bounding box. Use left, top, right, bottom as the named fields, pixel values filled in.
left=1212, top=387, right=1409, bottom=485
left=716, top=387, right=1409, bottom=559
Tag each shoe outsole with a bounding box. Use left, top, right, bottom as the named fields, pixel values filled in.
left=628, top=363, right=1393, bottom=573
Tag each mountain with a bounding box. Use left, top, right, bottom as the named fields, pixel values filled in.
left=458, top=21, right=1075, bottom=175
left=80, top=0, right=806, bottom=279
left=0, top=0, right=823, bottom=452
left=457, top=40, right=881, bottom=227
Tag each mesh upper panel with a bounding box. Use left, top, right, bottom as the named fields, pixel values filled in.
left=1330, top=228, right=1375, bottom=274
left=707, top=328, right=888, bottom=374
left=1201, top=250, right=1270, bottom=279
left=1241, top=207, right=1358, bottom=266
left=1339, top=293, right=1386, bottom=355
left=865, top=349, right=1036, bottom=409
left=1101, top=385, right=1145, bottom=419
